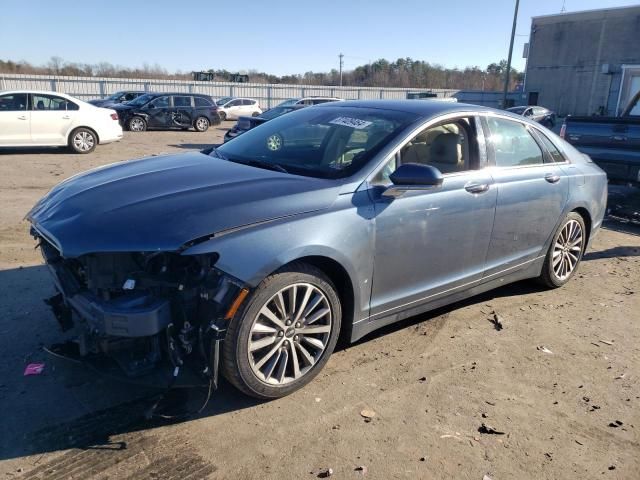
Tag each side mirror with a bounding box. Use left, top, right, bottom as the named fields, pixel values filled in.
left=384, top=163, right=443, bottom=198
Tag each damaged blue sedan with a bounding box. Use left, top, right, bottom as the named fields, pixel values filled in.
left=28, top=100, right=607, bottom=399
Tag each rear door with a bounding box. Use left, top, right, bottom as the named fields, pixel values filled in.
left=0, top=93, right=30, bottom=144
left=483, top=115, right=569, bottom=277
left=171, top=95, right=194, bottom=128
left=30, top=94, right=77, bottom=145
left=225, top=99, right=242, bottom=119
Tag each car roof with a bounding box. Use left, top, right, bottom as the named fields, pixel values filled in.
left=1, top=89, right=77, bottom=98
left=144, top=92, right=212, bottom=97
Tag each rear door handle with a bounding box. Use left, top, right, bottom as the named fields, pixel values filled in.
left=17, top=115, right=27, bottom=120
left=62, top=115, right=71, bottom=119
left=464, top=182, right=490, bottom=194
left=545, top=173, right=561, bottom=184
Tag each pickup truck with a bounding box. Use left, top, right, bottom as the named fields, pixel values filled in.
left=561, top=90, right=640, bottom=185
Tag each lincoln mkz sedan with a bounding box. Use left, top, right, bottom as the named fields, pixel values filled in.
left=28, top=100, right=607, bottom=399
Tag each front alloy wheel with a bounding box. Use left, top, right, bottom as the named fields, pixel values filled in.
left=222, top=263, right=341, bottom=399
left=538, top=212, right=586, bottom=287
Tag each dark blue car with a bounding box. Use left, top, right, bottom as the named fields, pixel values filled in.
left=28, top=100, right=607, bottom=399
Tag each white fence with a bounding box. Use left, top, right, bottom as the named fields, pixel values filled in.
left=0, top=73, right=458, bottom=109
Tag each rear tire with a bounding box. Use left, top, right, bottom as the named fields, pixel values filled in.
left=251, top=111, right=260, bottom=117
left=127, top=116, right=147, bottom=132
left=194, top=116, right=210, bottom=132
left=222, top=263, right=341, bottom=399
left=537, top=212, right=586, bottom=288
left=68, top=128, right=97, bottom=154
left=218, top=111, right=227, bottom=121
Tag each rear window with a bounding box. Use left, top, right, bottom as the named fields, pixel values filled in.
left=0, top=93, right=27, bottom=111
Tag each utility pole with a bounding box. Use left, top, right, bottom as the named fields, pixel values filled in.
left=502, top=0, right=520, bottom=109
left=339, top=53, right=344, bottom=87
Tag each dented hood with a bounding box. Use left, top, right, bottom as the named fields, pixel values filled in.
left=28, top=152, right=340, bottom=257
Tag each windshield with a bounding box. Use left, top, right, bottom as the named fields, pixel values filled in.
left=127, top=94, right=155, bottom=107
left=507, top=107, right=527, bottom=114
left=276, top=98, right=299, bottom=107
left=216, top=96, right=233, bottom=106
left=106, top=91, right=124, bottom=101
left=214, top=106, right=419, bottom=179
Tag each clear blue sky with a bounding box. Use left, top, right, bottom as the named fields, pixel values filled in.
left=1, top=0, right=638, bottom=75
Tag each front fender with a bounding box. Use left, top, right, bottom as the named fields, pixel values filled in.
left=181, top=191, right=375, bottom=324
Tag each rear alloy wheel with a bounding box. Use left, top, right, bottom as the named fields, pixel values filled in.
left=537, top=212, right=586, bottom=288
left=222, top=263, right=341, bottom=399
left=251, top=111, right=260, bottom=117
left=128, top=116, right=147, bottom=132
left=69, top=128, right=96, bottom=154
left=218, top=111, right=227, bottom=121
left=194, top=116, right=210, bottom=132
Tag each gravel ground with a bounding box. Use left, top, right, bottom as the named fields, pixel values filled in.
left=0, top=126, right=638, bottom=479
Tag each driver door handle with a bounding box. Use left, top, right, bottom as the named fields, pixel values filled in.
left=17, top=115, right=27, bottom=120
left=62, top=115, right=71, bottom=119
left=545, top=173, right=561, bottom=184
left=464, top=182, right=490, bottom=194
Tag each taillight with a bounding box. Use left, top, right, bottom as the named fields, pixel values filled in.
left=110, top=113, right=119, bottom=121
left=559, top=123, right=566, bottom=139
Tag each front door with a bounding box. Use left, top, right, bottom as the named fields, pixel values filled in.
left=0, top=93, right=30, bottom=144
left=30, top=94, right=76, bottom=145
left=369, top=115, right=497, bottom=322
left=483, top=115, right=569, bottom=276
left=145, top=96, right=171, bottom=128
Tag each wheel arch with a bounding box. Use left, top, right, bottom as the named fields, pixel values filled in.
left=571, top=206, right=592, bottom=251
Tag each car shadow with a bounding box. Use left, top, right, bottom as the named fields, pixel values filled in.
left=0, top=147, right=69, bottom=155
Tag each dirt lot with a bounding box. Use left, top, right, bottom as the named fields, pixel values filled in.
left=0, top=126, right=639, bottom=479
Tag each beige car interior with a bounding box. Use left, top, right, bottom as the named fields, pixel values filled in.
left=401, top=121, right=470, bottom=174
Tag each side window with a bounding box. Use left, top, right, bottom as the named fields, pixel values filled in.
left=0, top=93, right=27, bottom=111
left=123, top=93, right=136, bottom=101
left=399, top=118, right=476, bottom=174
left=535, top=130, right=566, bottom=163
left=194, top=97, right=212, bottom=107
left=486, top=117, right=544, bottom=167
left=227, top=100, right=240, bottom=107
left=150, top=96, right=169, bottom=108
left=32, top=95, right=71, bottom=111
left=173, top=96, right=191, bottom=108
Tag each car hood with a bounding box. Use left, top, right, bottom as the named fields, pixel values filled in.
left=28, top=152, right=340, bottom=257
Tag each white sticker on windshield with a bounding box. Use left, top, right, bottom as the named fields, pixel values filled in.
left=328, top=116, right=372, bottom=130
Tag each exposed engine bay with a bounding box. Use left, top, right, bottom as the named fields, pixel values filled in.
left=34, top=229, right=247, bottom=388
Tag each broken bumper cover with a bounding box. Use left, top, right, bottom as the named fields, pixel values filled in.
left=33, top=229, right=246, bottom=385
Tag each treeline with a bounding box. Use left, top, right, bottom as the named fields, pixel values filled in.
left=1, top=57, right=523, bottom=90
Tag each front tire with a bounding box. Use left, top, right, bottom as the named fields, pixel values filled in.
left=218, top=111, right=227, bottom=121
left=222, top=263, right=341, bottom=399
left=68, top=128, right=97, bottom=154
left=537, top=212, right=586, bottom=288
left=194, top=116, right=210, bottom=132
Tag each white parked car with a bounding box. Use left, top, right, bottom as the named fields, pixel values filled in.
left=215, top=97, right=262, bottom=121
left=0, top=90, right=123, bottom=154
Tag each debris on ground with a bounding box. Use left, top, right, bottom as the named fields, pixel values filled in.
left=478, top=423, right=505, bottom=435
left=615, top=373, right=626, bottom=380
left=608, top=466, right=616, bottom=471
left=317, top=467, right=333, bottom=478
left=354, top=465, right=368, bottom=475
left=598, top=339, right=614, bottom=346
left=419, top=457, right=427, bottom=462
left=23, top=363, right=45, bottom=376
left=608, top=420, right=623, bottom=428
left=360, top=408, right=376, bottom=419
left=537, top=346, right=553, bottom=354
left=483, top=475, right=493, bottom=480
left=490, top=312, right=504, bottom=331
left=419, top=376, right=427, bottom=382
